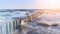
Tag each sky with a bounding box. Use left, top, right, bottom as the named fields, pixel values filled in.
left=0, top=0, right=60, bottom=9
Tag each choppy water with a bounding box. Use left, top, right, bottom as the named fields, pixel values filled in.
left=0, top=10, right=60, bottom=34
left=20, top=12, right=60, bottom=34
left=20, top=17, right=60, bottom=34
left=0, top=11, right=28, bottom=23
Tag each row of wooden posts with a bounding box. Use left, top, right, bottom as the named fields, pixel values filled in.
left=21, top=11, right=44, bottom=24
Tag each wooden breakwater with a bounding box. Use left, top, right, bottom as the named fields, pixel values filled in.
left=12, top=9, right=60, bottom=32
left=21, top=10, right=45, bottom=24
left=13, top=10, right=45, bottom=30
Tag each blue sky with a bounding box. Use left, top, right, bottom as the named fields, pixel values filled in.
left=0, top=0, right=38, bottom=9
left=0, top=0, right=60, bottom=9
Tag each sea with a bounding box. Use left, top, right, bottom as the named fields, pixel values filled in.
left=0, top=9, right=60, bottom=34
